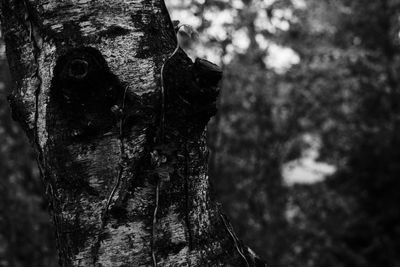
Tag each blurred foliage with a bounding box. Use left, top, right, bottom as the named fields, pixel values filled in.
left=174, top=0, right=400, bottom=266
left=2, top=0, right=400, bottom=266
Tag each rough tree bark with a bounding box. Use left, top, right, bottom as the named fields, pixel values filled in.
left=0, top=0, right=267, bottom=266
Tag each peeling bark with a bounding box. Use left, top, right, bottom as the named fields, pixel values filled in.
left=0, top=0, right=267, bottom=266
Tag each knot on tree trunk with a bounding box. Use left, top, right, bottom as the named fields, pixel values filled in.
left=163, top=50, right=223, bottom=136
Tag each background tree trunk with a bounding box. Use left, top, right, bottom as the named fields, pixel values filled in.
left=0, top=0, right=266, bottom=266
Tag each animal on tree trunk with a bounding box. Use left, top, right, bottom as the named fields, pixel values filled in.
left=0, top=0, right=267, bottom=266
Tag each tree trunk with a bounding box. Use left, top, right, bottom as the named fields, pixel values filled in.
left=0, top=0, right=267, bottom=266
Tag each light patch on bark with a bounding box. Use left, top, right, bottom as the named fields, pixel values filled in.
left=158, top=246, right=190, bottom=267
left=126, top=183, right=155, bottom=213
left=122, top=132, right=147, bottom=158
left=20, top=77, right=38, bottom=129
left=189, top=173, right=213, bottom=236
left=96, top=222, right=152, bottom=267
left=68, top=136, right=121, bottom=192
left=36, top=43, right=56, bottom=149
left=158, top=205, right=187, bottom=245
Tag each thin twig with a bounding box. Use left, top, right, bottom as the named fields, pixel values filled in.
left=219, top=213, right=250, bottom=267
left=151, top=180, right=160, bottom=267
left=103, top=85, right=128, bottom=219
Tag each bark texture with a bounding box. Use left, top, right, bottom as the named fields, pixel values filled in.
left=0, top=0, right=267, bottom=266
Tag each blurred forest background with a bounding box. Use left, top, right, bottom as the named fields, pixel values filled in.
left=1, top=0, right=400, bottom=266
